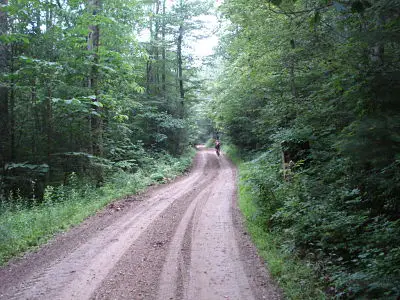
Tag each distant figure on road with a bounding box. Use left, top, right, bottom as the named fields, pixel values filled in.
left=215, top=139, right=221, bottom=156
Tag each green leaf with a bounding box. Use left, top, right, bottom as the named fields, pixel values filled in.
left=19, top=56, right=34, bottom=63
left=91, top=101, right=103, bottom=108
left=91, top=111, right=101, bottom=117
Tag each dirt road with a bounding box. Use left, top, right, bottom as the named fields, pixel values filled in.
left=0, top=147, right=281, bottom=300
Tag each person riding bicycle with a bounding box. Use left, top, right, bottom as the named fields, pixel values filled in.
left=215, top=139, right=221, bottom=155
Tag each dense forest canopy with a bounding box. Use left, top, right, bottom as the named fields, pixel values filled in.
left=0, top=0, right=215, bottom=196
left=1, top=0, right=400, bottom=298
left=210, top=0, right=400, bottom=297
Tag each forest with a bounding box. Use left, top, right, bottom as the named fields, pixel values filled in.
left=210, top=0, right=400, bottom=298
left=0, top=0, right=212, bottom=195
left=1, top=0, right=399, bottom=298
left=0, top=0, right=211, bottom=271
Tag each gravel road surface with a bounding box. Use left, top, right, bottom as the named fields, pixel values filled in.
left=0, top=147, right=282, bottom=300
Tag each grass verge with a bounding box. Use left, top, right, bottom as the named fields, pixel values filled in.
left=0, top=148, right=196, bottom=265
left=238, top=182, right=326, bottom=299
left=225, top=145, right=326, bottom=299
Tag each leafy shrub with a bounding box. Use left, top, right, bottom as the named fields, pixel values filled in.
left=0, top=149, right=196, bottom=265
left=239, top=147, right=400, bottom=298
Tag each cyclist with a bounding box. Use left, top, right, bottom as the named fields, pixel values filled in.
left=215, top=139, right=221, bottom=156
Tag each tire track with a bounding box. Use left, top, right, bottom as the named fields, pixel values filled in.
left=157, top=167, right=215, bottom=299
left=90, top=150, right=222, bottom=300
left=185, top=156, right=256, bottom=300
left=157, top=154, right=268, bottom=300
left=0, top=148, right=282, bottom=300
left=0, top=150, right=214, bottom=300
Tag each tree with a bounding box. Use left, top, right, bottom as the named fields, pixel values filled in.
left=87, top=0, right=103, bottom=156
left=0, top=0, right=9, bottom=167
left=140, top=0, right=212, bottom=153
left=212, top=0, right=400, bottom=297
left=0, top=0, right=213, bottom=198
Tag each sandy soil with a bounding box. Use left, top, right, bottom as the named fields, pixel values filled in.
left=0, top=147, right=282, bottom=300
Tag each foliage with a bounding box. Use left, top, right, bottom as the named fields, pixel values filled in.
left=0, top=0, right=209, bottom=267
left=0, top=149, right=195, bottom=265
left=0, top=0, right=211, bottom=199
left=237, top=157, right=325, bottom=299
left=212, top=0, right=400, bottom=297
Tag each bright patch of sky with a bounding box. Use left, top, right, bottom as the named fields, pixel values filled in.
left=139, top=0, right=223, bottom=61
left=191, top=14, right=219, bottom=58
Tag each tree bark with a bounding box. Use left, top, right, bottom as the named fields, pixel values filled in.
left=177, top=24, right=184, bottom=107
left=46, top=85, right=53, bottom=159
left=146, top=6, right=154, bottom=95
left=146, top=0, right=162, bottom=96
left=161, top=0, right=166, bottom=100
left=31, top=78, right=39, bottom=158
left=9, top=46, right=15, bottom=161
left=289, top=39, right=297, bottom=99
left=146, top=60, right=152, bottom=94
left=0, top=0, right=10, bottom=167
left=289, top=62, right=297, bottom=98
left=88, top=0, right=103, bottom=156
left=154, top=0, right=160, bottom=94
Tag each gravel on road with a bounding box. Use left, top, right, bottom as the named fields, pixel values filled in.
left=0, top=147, right=282, bottom=300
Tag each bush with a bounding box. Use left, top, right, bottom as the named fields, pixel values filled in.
left=0, top=149, right=196, bottom=265
left=238, top=148, right=400, bottom=298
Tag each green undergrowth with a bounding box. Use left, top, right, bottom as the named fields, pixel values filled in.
left=0, top=148, right=195, bottom=265
left=238, top=172, right=326, bottom=299
left=221, top=144, right=242, bottom=165
left=227, top=141, right=400, bottom=298
left=204, top=138, right=215, bottom=148
left=225, top=144, right=325, bottom=299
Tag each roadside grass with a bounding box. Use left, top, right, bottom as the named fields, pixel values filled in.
left=225, top=145, right=326, bottom=299
left=220, top=144, right=241, bottom=164
left=0, top=148, right=195, bottom=266
left=204, top=138, right=215, bottom=148
left=238, top=182, right=326, bottom=299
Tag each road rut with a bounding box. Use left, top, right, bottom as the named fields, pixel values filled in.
left=0, top=147, right=281, bottom=300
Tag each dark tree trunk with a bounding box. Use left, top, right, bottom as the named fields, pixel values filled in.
left=177, top=25, right=184, bottom=108
left=31, top=78, right=39, bottom=158
left=88, top=0, right=103, bottom=156
left=146, top=60, right=152, bottom=94
left=46, top=85, right=53, bottom=159
left=154, top=0, right=160, bottom=94
left=161, top=0, right=166, bottom=100
left=289, top=39, right=297, bottom=99
left=9, top=47, right=15, bottom=161
left=0, top=0, right=10, bottom=167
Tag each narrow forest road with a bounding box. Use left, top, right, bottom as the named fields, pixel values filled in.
left=0, top=147, right=282, bottom=300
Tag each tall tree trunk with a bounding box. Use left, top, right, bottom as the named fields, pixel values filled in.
left=289, top=39, right=297, bottom=99
left=45, top=0, right=53, bottom=30
left=31, top=78, right=39, bottom=158
left=175, top=22, right=185, bottom=155
left=161, top=0, right=166, bottom=100
left=289, top=62, right=297, bottom=98
left=177, top=24, right=184, bottom=109
left=88, top=0, right=103, bottom=156
left=0, top=0, right=10, bottom=167
left=146, top=8, right=154, bottom=95
left=146, top=60, right=152, bottom=94
left=154, top=0, right=160, bottom=94
left=9, top=46, right=15, bottom=161
left=146, top=0, right=161, bottom=96
left=46, top=85, right=53, bottom=160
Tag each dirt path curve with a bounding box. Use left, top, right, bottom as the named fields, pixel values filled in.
left=0, top=147, right=282, bottom=300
